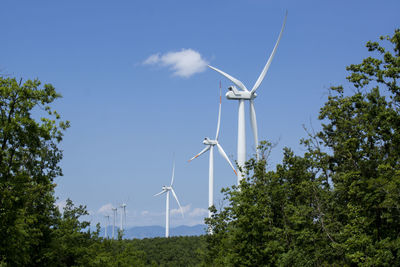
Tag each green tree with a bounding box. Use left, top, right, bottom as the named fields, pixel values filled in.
left=0, top=76, right=150, bottom=267
left=44, top=200, right=148, bottom=266
left=205, top=29, right=400, bottom=266
left=0, top=77, right=69, bottom=266
left=43, top=199, right=93, bottom=266
left=314, top=28, right=400, bottom=266
left=205, top=143, right=329, bottom=266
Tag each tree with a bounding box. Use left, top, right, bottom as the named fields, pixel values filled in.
left=314, top=28, right=400, bottom=266
left=0, top=77, right=69, bottom=265
left=0, top=76, right=150, bottom=267
left=205, top=29, right=400, bottom=266
left=43, top=199, right=93, bottom=266
left=205, top=143, right=329, bottom=266
left=44, top=199, right=149, bottom=266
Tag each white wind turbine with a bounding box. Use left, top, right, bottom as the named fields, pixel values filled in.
left=208, top=12, right=287, bottom=182
left=154, top=161, right=184, bottom=238
left=188, top=88, right=237, bottom=218
left=112, top=207, right=117, bottom=239
left=120, top=203, right=127, bottom=231
left=104, top=215, right=110, bottom=239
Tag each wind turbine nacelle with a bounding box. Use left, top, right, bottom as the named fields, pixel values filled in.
left=226, top=86, right=256, bottom=100
left=203, top=138, right=217, bottom=145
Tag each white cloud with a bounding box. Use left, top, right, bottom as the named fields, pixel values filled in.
left=90, top=204, right=209, bottom=227
left=143, top=53, right=160, bottom=65
left=98, top=203, right=114, bottom=215
left=189, top=208, right=208, bottom=217
left=171, top=204, right=191, bottom=216
left=143, top=49, right=208, bottom=78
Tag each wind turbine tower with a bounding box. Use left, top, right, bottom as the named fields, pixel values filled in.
left=154, top=160, right=184, bottom=237
left=104, top=215, right=110, bottom=239
left=112, top=207, right=117, bottom=239
left=209, top=12, right=287, bottom=182
left=189, top=87, right=237, bottom=218
left=120, top=203, right=127, bottom=231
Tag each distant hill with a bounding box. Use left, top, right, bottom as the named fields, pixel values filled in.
left=99, top=224, right=206, bottom=239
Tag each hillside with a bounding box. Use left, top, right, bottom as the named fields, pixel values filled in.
left=100, top=224, right=207, bottom=239
left=128, top=235, right=206, bottom=266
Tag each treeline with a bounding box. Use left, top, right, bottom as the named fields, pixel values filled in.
left=41, top=207, right=206, bottom=266
left=128, top=236, right=206, bottom=266
left=40, top=207, right=206, bottom=266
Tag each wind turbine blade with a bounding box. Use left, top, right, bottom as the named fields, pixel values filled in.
left=208, top=65, right=249, bottom=92
left=188, top=146, right=211, bottom=162
left=171, top=188, right=184, bottom=218
left=250, top=11, right=287, bottom=94
left=153, top=190, right=167, bottom=197
left=215, top=89, right=222, bottom=140
left=249, top=100, right=259, bottom=161
left=170, top=160, right=175, bottom=186
left=216, top=143, right=237, bottom=176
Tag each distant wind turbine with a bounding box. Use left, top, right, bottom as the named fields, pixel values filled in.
left=104, top=215, right=110, bottom=239
left=154, top=160, right=184, bottom=238
left=112, top=207, right=117, bottom=239
left=120, top=203, right=127, bottom=231
left=208, top=11, right=287, bottom=182
left=188, top=86, right=237, bottom=218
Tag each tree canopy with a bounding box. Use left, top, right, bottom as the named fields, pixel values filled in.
left=0, top=78, right=69, bottom=265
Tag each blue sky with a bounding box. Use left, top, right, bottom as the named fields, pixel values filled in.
left=1, top=1, right=399, bottom=228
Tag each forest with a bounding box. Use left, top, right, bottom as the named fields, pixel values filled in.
left=1, top=28, right=399, bottom=266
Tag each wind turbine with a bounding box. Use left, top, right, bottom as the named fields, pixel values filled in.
left=112, top=207, right=117, bottom=239
left=104, top=215, right=110, bottom=239
left=208, top=12, right=287, bottom=182
left=188, top=87, right=237, bottom=218
left=120, top=203, right=127, bottom=231
left=154, top=161, right=184, bottom=238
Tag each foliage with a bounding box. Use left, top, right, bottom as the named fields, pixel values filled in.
left=0, top=77, right=152, bottom=266
left=76, top=238, right=148, bottom=267
left=205, top=29, right=400, bottom=266
left=315, top=28, right=400, bottom=266
left=0, top=77, right=69, bottom=265
left=129, top=235, right=206, bottom=266
left=205, top=144, right=331, bottom=266
left=43, top=199, right=94, bottom=266
left=42, top=199, right=150, bottom=266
